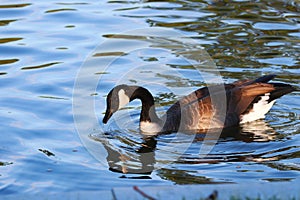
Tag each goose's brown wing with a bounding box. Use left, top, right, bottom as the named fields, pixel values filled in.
left=174, top=73, right=277, bottom=108
left=225, top=83, right=275, bottom=127
left=164, top=84, right=232, bottom=132
left=162, top=75, right=294, bottom=132
left=178, top=74, right=277, bottom=108
left=180, top=83, right=276, bottom=129
left=163, top=82, right=266, bottom=131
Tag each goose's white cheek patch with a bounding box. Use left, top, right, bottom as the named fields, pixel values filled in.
left=118, top=89, right=130, bottom=109
left=240, top=93, right=275, bottom=124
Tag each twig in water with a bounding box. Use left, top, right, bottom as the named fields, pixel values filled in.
left=205, top=190, right=218, bottom=200
left=133, top=186, right=156, bottom=200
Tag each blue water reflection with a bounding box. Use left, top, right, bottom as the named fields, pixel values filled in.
left=0, top=0, right=299, bottom=195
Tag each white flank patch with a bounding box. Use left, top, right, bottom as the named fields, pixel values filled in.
left=240, top=93, right=275, bottom=124
left=140, top=121, right=162, bottom=135
left=118, top=89, right=130, bottom=109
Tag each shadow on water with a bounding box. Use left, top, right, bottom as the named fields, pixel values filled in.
left=91, top=118, right=300, bottom=183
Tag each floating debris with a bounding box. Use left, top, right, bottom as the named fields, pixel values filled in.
left=38, top=149, right=55, bottom=157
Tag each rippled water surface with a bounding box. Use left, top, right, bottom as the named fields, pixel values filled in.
left=1, top=0, right=300, bottom=195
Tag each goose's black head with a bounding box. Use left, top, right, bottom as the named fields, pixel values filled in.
left=103, top=84, right=135, bottom=124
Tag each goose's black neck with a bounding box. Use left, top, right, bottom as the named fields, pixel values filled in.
left=130, top=86, right=161, bottom=123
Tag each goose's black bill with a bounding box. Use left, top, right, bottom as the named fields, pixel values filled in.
left=103, top=110, right=113, bottom=124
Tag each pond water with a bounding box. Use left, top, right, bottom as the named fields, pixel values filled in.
left=1, top=0, right=300, bottom=195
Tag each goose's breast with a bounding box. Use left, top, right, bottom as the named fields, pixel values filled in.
left=140, top=121, right=162, bottom=135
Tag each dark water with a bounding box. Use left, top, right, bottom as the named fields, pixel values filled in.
left=1, top=0, right=299, bottom=195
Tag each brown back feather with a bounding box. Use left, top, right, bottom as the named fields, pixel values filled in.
left=164, top=76, right=282, bottom=131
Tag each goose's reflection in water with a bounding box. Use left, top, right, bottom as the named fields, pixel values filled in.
left=220, top=120, right=276, bottom=142
left=105, top=136, right=157, bottom=176
left=92, top=120, right=281, bottom=180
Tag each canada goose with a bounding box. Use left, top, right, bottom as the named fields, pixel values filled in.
left=103, top=75, right=295, bottom=135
